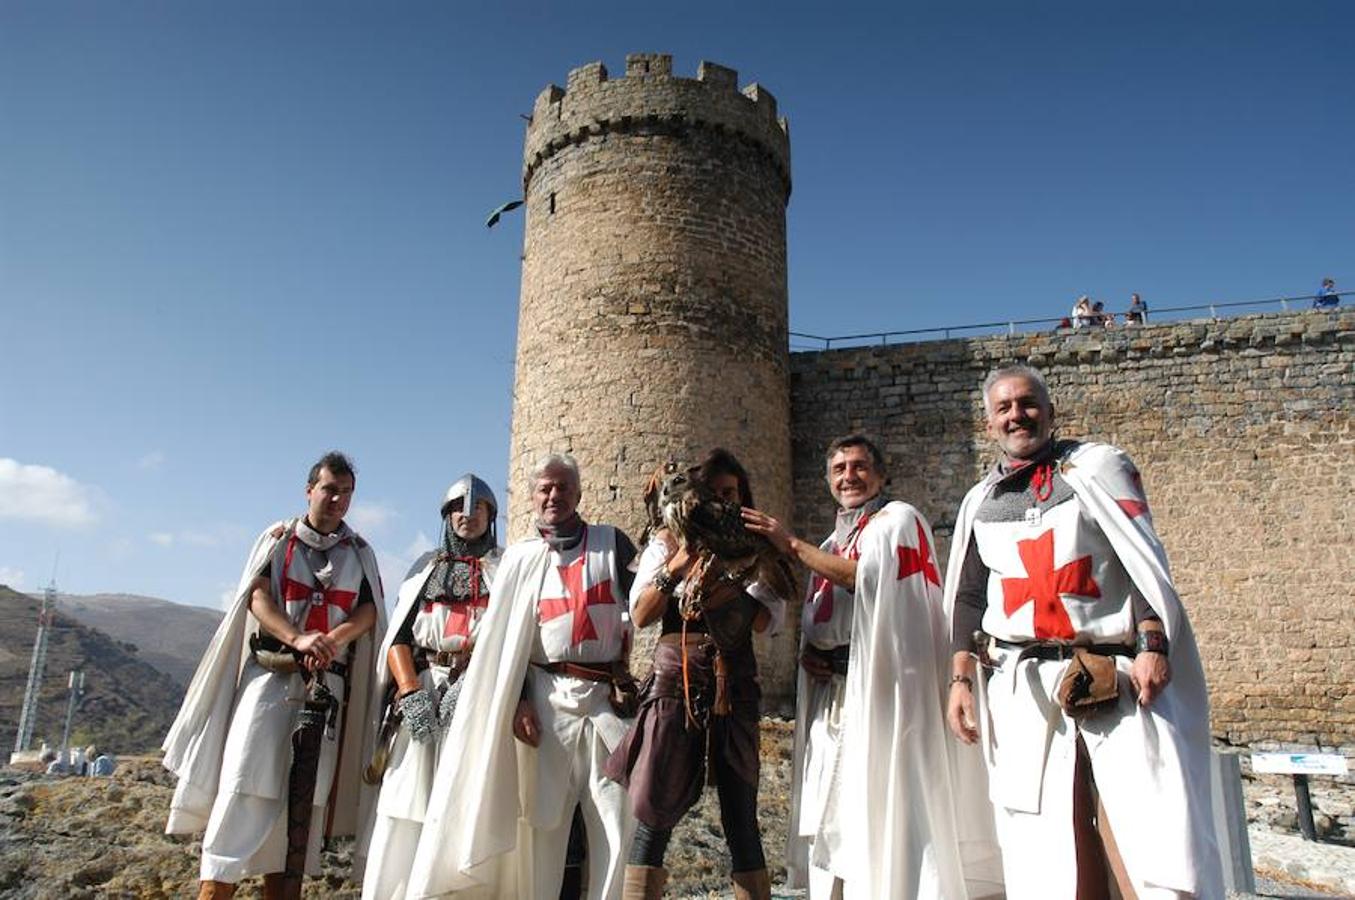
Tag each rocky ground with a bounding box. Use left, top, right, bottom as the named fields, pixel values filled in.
left=0, top=721, right=1350, bottom=899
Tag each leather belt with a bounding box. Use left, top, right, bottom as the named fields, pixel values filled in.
left=658, top=632, right=712, bottom=647
left=532, top=660, right=614, bottom=683
left=805, top=643, right=850, bottom=676
left=416, top=648, right=472, bottom=672
left=996, top=639, right=1133, bottom=664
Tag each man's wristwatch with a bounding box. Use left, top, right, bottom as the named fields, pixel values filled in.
left=1135, top=629, right=1169, bottom=656
left=949, top=674, right=974, bottom=690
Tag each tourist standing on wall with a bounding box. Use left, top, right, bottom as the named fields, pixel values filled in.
left=945, top=365, right=1222, bottom=899
left=1314, top=277, right=1340, bottom=309
left=407, top=453, right=638, bottom=900
left=744, top=435, right=1003, bottom=900
left=1071, top=295, right=1094, bottom=328
left=163, top=451, right=386, bottom=900
left=357, top=474, right=503, bottom=899
left=1124, top=293, right=1149, bottom=325
left=606, top=449, right=786, bottom=900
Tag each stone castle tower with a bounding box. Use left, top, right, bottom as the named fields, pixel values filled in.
left=506, top=53, right=797, bottom=690
left=507, top=53, right=792, bottom=534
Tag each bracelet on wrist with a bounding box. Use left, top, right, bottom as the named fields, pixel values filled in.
left=949, top=674, right=973, bottom=690
left=652, top=565, right=678, bottom=595
left=1135, top=629, right=1169, bottom=656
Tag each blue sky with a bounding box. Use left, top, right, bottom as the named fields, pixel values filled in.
left=2, top=1, right=1350, bottom=609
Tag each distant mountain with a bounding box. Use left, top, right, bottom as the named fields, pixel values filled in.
left=0, top=585, right=184, bottom=755
left=51, top=592, right=223, bottom=685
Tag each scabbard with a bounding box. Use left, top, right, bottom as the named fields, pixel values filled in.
left=280, top=678, right=335, bottom=899
left=362, top=703, right=403, bottom=785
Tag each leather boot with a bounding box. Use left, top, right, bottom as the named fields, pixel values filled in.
left=731, top=867, right=772, bottom=900
left=622, top=864, right=668, bottom=900
left=261, top=872, right=293, bottom=900
left=197, top=882, right=236, bottom=900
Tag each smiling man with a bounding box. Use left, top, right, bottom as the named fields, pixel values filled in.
left=408, top=452, right=638, bottom=900
left=163, top=451, right=386, bottom=900
left=944, top=365, right=1222, bottom=899
left=744, top=435, right=1001, bottom=900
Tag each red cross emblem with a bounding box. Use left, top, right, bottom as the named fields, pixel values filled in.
left=282, top=578, right=356, bottom=632
left=1000, top=529, right=1100, bottom=640
left=1116, top=469, right=1150, bottom=519
left=539, top=553, right=616, bottom=647
left=426, top=558, right=489, bottom=640
left=441, top=592, right=489, bottom=640
left=897, top=519, right=940, bottom=588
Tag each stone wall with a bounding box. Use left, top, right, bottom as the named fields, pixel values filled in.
left=507, top=55, right=798, bottom=688
left=789, top=309, right=1355, bottom=749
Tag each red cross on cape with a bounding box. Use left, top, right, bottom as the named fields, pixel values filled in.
left=1000, top=528, right=1100, bottom=640
left=897, top=518, right=940, bottom=588
left=1116, top=468, right=1151, bottom=519
left=539, top=551, right=616, bottom=647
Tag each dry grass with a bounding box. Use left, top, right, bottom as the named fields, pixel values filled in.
left=0, top=723, right=800, bottom=898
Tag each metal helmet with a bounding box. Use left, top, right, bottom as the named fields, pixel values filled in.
left=442, top=473, right=498, bottom=519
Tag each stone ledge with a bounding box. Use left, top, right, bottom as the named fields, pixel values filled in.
left=791, top=309, right=1355, bottom=372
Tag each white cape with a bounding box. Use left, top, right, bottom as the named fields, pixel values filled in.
left=942, top=442, right=1222, bottom=895
left=406, top=538, right=554, bottom=898
left=353, top=545, right=502, bottom=879
left=791, top=502, right=1004, bottom=898
left=162, top=518, right=387, bottom=841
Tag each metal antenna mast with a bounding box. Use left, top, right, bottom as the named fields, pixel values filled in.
left=13, top=566, right=58, bottom=755
left=58, top=670, right=86, bottom=759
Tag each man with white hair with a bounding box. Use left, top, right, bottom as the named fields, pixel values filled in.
left=945, top=364, right=1222, bottom=899
left=408, top=453, right=638, bottom=899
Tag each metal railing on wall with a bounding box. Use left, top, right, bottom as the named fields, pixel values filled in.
left=788, top=290, right=1350, bottom=352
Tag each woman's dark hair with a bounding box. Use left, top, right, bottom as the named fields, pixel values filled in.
left=696, top=447, right=755, bottom=507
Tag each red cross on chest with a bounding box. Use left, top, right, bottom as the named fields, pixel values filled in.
left=897, top=519, right=940, bottom=588
left=280, top=536, right=357, bottom=632
left=441, top=590, right=489, bottom=641
left=1000, top=528, right=1100, bottom=640
left=425, top=557, right=489, bottom=641
left=282, top=576, right=356, bottom=632
left=539, top=548, right=616, bottom=647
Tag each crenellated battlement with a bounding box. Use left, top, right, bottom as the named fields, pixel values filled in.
left=523, top=53, right=791, bottom=199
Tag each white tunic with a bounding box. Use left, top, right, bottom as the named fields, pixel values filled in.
left=407, top=526, right=635, bottom=899
left=162, top=518, right=386, bottom=881
left=944, top=443, right=1223, bottom=898
left=787, top=508, right=874, bottom=889
left=790, top=503, right=1004, bottom=899
left=358, top=548, right=502, bottom=899
left=532, top=527, right=628, bottom=665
